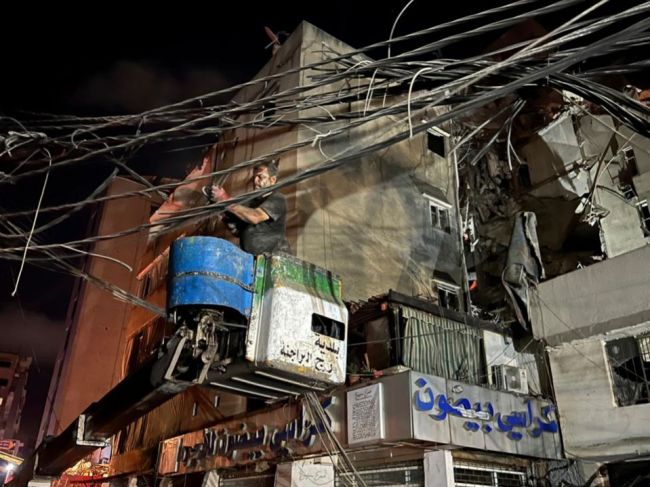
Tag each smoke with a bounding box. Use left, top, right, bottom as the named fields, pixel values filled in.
left=0, top=307, right=64, bottom=367
left=0, top=306, right=65, bottom=451
left=72, top=60, right=231, bottom=112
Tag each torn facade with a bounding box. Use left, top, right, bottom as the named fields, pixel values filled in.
left=461, top=93, right=650, bottom=330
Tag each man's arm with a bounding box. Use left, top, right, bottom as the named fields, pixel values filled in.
left=226, top=204, right=270, bottom=225
left=211, top=185, right=276, bottom=225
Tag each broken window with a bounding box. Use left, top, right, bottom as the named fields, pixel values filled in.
left=426, top=196, right=451, bottom=233
left=427, top=127, right=446, bottom=156
left=432, top=279, right=461, bottom=311
left=605, top=334, right=650, bottom=407
left=517, top=164, right=532, bottom=189
left=124, top=317, right=171, bottom=374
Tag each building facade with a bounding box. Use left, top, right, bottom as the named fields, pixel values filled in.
left=38, top=177, right=154, bottom=441
left=530, top=244, right=650, bottom=478
left=217, top=21, right=465, bottom=306
left=0, top=353, right=31, bottom=452
left=147, top=293, right=562, bottom=486
left=27, top=21, right=573, bottom=487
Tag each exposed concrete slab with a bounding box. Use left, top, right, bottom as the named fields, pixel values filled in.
left=530, top=244, right=650, bottom=345
left=520, top=113, right=587, bottom=199
left=549, top=331, right=650, bottom=461
left=595, top=186, right=647, bottom=257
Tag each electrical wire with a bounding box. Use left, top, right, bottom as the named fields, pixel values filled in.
left=2, top=1, right=649, bottom=329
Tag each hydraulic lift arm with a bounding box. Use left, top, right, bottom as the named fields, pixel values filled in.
left=32, top=326, right=216, bottom=477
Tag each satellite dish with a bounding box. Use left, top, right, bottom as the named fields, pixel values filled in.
left=264, top=26, right=281, bottom=50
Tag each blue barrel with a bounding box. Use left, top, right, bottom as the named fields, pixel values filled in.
left=168, top=237, right=255, bottom=318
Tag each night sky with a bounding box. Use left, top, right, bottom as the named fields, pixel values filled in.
left=0, top=0, right=604, bottom=453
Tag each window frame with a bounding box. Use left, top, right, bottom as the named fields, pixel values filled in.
left=426, top=127, right=447, bottom=157
left=605, top=332, right=650, bottom=407
left=432, top=278, right=461, bottom=311
left=424, top=194, right=452, bottom=234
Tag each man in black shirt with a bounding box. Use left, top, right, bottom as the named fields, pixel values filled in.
left=211, top=161, right=290, bottom=255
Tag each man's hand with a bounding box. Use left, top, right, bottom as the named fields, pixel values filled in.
left=211, top=185, right=230, bottom=202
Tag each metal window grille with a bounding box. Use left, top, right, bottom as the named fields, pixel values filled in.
left=335, top=461, right=424, bottom=487
left=439, top=286, right=460, bottom=311
left=454, top=462, right=526, bottom=487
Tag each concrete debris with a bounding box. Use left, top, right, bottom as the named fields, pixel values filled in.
left=463, top=92, right=650, bottom=322
left=502, top=212, right=544, bottom=330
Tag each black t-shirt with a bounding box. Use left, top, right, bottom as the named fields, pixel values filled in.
left=234, top=192, right=290, bottom=255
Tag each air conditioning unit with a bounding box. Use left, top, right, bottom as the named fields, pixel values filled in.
left=492, top=365, right=528, bottom=395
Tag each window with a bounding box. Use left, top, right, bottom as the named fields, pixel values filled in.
left=219, top=473, right=275, bottom=487
left=312, top=314, right=345, bottom=340
left=606, top=333, right=650, bottom=406
left=137, top=252, right=169, bottom=299
left=427, top=128, right=446, bottom=157
left=336, top=461, right=424, bottom=487
left=0, top=378, right=8, bottom=387
left=433, top=279, right=461, bottom=311
left=618, top=146, right=639, bottom=187
left=517, top=164, right=532, bottom=188
left=620, top=184, right=636, bottom=201
left=454, top=462, right=526, bottom=487
left=425, top=195, right=452, bottom=233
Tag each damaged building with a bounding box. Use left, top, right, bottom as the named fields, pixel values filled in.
left=4, top=3, right=650, bottom=487
left=115, top=22, right=563, bottom=485
left=20, top=21, right=569, bottom=487
left=462, top=91, right=650, bottom=327
left=458, top=26, right=650, bottom=486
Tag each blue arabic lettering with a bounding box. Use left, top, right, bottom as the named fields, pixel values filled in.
left=495, top=400, right=535, bottom=441
left=413, top=377, right=559, bottom=443
left=432, top=393, right=463, bottom=421
left=530, top=404, right=559, bottom=437
left=414, top=378, right=435, bottom=411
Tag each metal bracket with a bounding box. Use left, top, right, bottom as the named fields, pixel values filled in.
left=163, top=336, right=189, bottom=382
left=75, top=414, right=109, bottom=448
